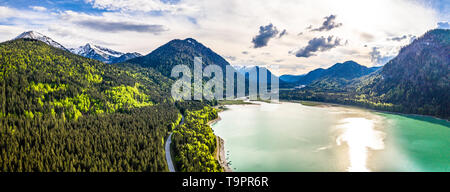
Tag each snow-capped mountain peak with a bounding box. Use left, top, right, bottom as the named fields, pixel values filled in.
left=69, top=43, right=141, bottom=64
left=89, top=43, right=124, bottom=58
left=13, top=31, right=142, bottom=64
left=14, top=31, right=68, bottom=51
left=233, top=65, right=257, bottom=73
left=71, top=43, right=123, bottom=58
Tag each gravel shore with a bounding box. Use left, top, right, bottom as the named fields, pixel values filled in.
left=216, top=136, right=232, bottom=172
left=207, top=116, right=232, bottom=172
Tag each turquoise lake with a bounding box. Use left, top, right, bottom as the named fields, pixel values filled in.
left=211, top=102, right=450, bottom=172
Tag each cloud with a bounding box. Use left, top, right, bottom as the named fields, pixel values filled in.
left=74, top=20, right=168, bottom=34
left=387, top=35, right=408, bottom=41
left=360, top=32, right=375, bottom=42
left=251, top=23, right=279, bottom=48
left=294, top=36, right=344, bottom=58
left=0, top=6, right=16, bottom=18
left=85, top=0, right=197, bottom=14
left=387, top=34, right=416, bottom=42
left=437, top=21, right=450, bottom=29
left=369, top=47, right=394, bottom=66
left=278, top=29, right=287, bottom=38
left=311, top=15, right=342, bottom=32
left=29, top=6, right=47, bottom=12
left=225, top=56, right=236, bottom=61
left=274, top=59, right=284, bottom=63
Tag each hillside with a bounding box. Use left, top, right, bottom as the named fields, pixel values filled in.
left=280, top=74, right=305, bottom=83
left=0, top=39, right=180, bottom=171
left=354, top=29, right=450, bottom=117
left=281, top=29, right=450, bottom=119
left=285, top=61, right=378, bottom=87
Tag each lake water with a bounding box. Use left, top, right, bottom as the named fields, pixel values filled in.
left=211, top=102, right=450, bottom=172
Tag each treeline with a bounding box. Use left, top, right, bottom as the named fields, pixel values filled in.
left=172, top=106, right=222, bottom=172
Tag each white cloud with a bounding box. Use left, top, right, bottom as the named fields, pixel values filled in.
left=84, top=0, right=199, bottom=14
left=0, top=6, right=18, bottom=18
left=29, top=6, right=47, bottom=12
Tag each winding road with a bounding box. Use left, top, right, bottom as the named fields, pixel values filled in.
left=165, top=114, right=184, bottom=172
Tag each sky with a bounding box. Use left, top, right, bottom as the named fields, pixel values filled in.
left=0, top=0, right=448, bottom=75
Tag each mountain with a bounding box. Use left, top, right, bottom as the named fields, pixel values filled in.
left=112, top=52, right=143, bottom=63
left=233, top=65, right=278, bottom=81
left=280, top=74, right=305, bottom=83
left=368, top=66, right=382, bottom=73
left=233, top=65, right=257, bottom=75
left=322, top=61, right=376, bottom=79
left=286, top=61, right=377, bottom=87
left=14, top=31, right=68, bottom=51
left=128, top=38, right=233, bottom=76
left=69, top=43, right=142, bottom=64
left=296, top=68, right=326, bottom=85
left=233, top=65, right=289, bottom=89
left=307, top=61, right=382, bottom=90
left=355, top=29, right=450, bottom=118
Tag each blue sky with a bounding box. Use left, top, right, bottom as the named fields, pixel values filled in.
left=0, top=0, right=448, bottom=75
left=0, top=0, right=106, bottom=14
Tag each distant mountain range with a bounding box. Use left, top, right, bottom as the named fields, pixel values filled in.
left=280, top=61, right=381, bottom=86
left=14, top=31, right=142, bottom=64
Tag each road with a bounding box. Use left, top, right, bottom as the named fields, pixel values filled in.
left=165, top=114, right=184, bottom=172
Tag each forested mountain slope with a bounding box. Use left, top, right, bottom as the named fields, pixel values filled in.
left=286, top=61, right=379, bottom=87
left=281, top=29, right=449, bottom=119
left=0, top=39, right=180, bottom=171
left=354, top=29, right=449, bottom=117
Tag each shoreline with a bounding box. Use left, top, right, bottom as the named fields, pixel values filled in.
left=207, top=116, right=232, bottom=172
left=207, top=116, right=222, bottom=126
left=215, top=136, right=232, bottom=172
left=280, top=99, right=450, bottom=122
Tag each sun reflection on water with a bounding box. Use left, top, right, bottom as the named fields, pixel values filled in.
left=336, top=118, right=385, bottom=172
